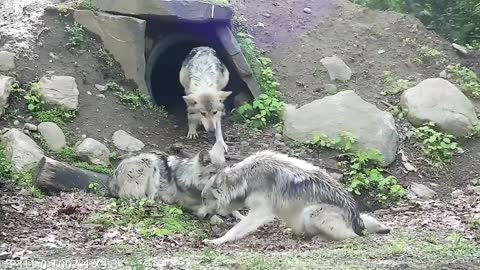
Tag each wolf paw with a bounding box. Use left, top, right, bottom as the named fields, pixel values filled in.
left=221, top=141, right=228, bottom=153
left=202, top=239, right=224, bottom=246
left=186, top=131, right=198, bottom=139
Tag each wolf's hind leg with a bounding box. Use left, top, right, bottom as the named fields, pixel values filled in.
left=303, top=204, right=359, bottom=241
left=203, top=208, right=274, bottom=246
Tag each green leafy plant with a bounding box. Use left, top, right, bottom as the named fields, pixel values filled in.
left=309, top=132, right=406, bottom=203
left=471, top=215, right=480, bottom=230
left=94, top=48, right=114, bottom=67
left=88, top=182, right=108, bottom=196
left=89, top=199, right=199, bottom=238
left=106, top=82, right=162, bottom=112
left=470, top=122, right=480, bottom=138
left=412, top=122, right=462, bottom=167
left=233, top=32, right=284, bottom=129
left=382, top=71, right=414, bottom=95
left=77, top=0, right=97, bottom=11
left=446, top=64, right=480, bottom=98
left=23, top=83, right=77, bottom=127
left=65, top=22, right=87, bottom=48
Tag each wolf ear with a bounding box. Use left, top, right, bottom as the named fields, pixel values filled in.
left=183, top=95, right=197, bottom=106
left=198, top=149, right=212, bottom=166
left=219, top=91, right=232, bottom=102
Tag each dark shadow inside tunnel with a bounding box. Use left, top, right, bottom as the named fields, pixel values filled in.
left=145, top=20, right=253, bottom=127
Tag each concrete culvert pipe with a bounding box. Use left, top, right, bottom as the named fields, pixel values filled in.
left=145, top=33, right=253, bottom=126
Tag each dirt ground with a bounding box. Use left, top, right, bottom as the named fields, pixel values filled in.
left=1, top=0, right=480, bottom=269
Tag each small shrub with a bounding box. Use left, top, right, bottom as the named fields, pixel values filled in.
left=77, top=0, right=97, bottom=11
left=65, top=22, right=87, bottom=48
left=308, top=132, right=406, bottom=203
left=446, top=64, right=480, bottom=98
left=94, top=48, right=114, bottom=67
left=382, top=71, right=414, bottom=95
left=412, top=122, right=462, bottom=167
left=23, top=84, right=77, bottom=127
left=106, top=82, right=165, bottom=115
left=233, top=33, right=284, bottom=129
left=472, top=215, right=480, bottom=230
left=89, top=199, right=197, bottom=238
left=470, top=122, right=480, bottom=138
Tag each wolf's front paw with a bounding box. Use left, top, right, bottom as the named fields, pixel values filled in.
left=202, top=238, right=224, bottom=246
left=221, top=140, right=228, bottom=153
left=186, top=130, right=198, bottom=139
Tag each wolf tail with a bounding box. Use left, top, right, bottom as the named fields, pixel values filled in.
left=360, top=213, right=391, bottom=235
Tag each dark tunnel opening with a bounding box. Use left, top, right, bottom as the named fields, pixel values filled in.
left=145, top=21, right=253, bottom=127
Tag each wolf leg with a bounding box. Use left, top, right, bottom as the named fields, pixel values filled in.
left=187, top=115, right=199, bottom=139
left=303, top=204, right=359, bottom=241
left=360, top=213, right=391, bottom=234
left=215, top=117, right=228, bottom=152
left=232, top=210, right=245, bottom=220
left=203, top=209, right=274, bottom=246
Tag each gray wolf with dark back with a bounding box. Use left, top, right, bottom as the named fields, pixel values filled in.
left=179, top=46, right=232, bottom=152
left=199, top=150, right=391, bottom=246
left=109, top=143, right=243, bottom=221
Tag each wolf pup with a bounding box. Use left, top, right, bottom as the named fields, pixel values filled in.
left=109, top=145, right=244, bottom=221
left=179, top=46, right=232, bottom=152
left=199, top=150, right=391, bottom=246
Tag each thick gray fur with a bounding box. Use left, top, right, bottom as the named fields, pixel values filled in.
left=179, top=46, right=232, bottom=152
left=199, top=150, right=391, bottom=245
left=109, top=145, right=243, bottom=221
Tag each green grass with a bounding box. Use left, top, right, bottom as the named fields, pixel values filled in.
left=106, top=82, right=168, bottom=116
left=88, top=198, right=205, bottom=238
left=57, top=146, right=113, bottom=175
left=171, top=232, right=480, bottom=270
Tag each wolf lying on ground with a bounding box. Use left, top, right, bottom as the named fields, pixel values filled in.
left=109, top=142, right=244, bottom=222
left=179, top=46, right=232, bottom=152
left=198, top=150, right=391, bottom=246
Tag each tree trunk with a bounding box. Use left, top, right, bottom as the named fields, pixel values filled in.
left=32, top=156, right=112, bottom=195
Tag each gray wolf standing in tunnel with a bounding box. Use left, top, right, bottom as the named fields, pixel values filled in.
left=179, top=46, right=232, bottom=152
left=109, top=142, right=244, bottom=223
left=198, top=150, right=391, bottom=246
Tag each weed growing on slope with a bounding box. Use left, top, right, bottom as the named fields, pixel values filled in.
left=233, top=32, right=284, bottom=129
left=446, top=64, right=480, bottom=98
left=309, top=132, right=406, bottom=203
left=411, top=122, right=462, bottom=168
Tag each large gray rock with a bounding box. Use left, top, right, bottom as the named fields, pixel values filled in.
left=37, top=122, right=66, bottom=152
left=75, top=138, right=111, bottom=166
left=0, top=51, right=15, bottom=71
left=320, top=55, right=353, bottom=82
left=0, top=75, right=14, bottom=116
left=400, top=78, right=478, bottom=136
left=0, top=129, right=44, bottom=172
left=37, top=76, right=79, bottom=111
left=93, top=0, right=232, bottom=22
left=283, top=90, right=399, bottom=166
left=73, top=10, right=147, bottom=93
left=112, top=130, right=145, bottom=152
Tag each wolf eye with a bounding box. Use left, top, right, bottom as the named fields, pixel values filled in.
left=213, top=111, right=218, bottom=114
left=201, top=112, right=206, bottom=116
